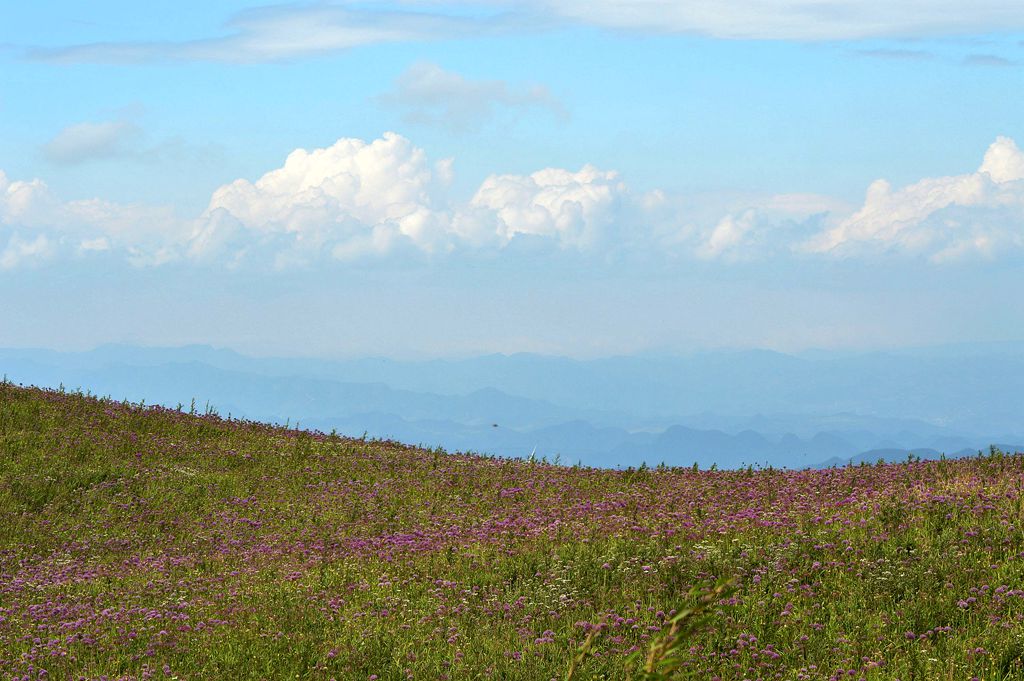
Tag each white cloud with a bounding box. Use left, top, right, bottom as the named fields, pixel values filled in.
left=198, top=132, right=453, bottom=263
left=0, top=173, right=56, bottom=226
left=803, top=136, right=1024, bottom=260
left=196, top=134, right=634, bottom=261
left=0, top=168, right=185, bottom=268
left=687, top=192, right=848, bottom=260
left=5, top=133, right=1024, bottom=270
left=377, top=62, right=566, bottom=132
left=25, top=1, right=1024, bottom=62
left=534, top=0, right=1024, bottom=40
left=78, top=237, right=111, bottom=252
left=8, top=133, right=643, bottom=269
left=42, top=121, right=142, bottom=164
left=30, top=5, right=489, bottom=64
left=980, top=135, right=1024, bottom=183
left=459, top=165, right=627, bottom=249
left=697, top=210, right=758, bottom=260
left=0, top=234, right=52, bottom=270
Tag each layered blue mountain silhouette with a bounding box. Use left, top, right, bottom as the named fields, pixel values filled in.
left=2, top=343, right=1021, bottom=469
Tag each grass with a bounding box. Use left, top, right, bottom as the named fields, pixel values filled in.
left=1, top=382, right=1023, bottom=679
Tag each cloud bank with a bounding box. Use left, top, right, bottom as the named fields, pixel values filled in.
left=0, top=168, right=182, bottom=269
left=3, top=133, right=1024, bottom=270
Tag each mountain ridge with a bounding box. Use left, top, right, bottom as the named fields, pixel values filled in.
left=2, top=343, right=1022, bottom=469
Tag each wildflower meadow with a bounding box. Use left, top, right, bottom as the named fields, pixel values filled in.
left=1, top=383, right=1023, bottom=680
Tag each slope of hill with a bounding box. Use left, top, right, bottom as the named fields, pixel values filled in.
left=2, top=383, right=1024, bottom=679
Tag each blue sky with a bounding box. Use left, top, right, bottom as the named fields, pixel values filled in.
left=2, top=2, right=1024, bottom=357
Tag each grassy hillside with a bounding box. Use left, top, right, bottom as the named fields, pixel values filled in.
left=1, top=383, right=1023, bottom=680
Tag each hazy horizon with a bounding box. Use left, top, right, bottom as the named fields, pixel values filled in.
left=4, top=341, right=1022, bottom=469
left=5, top=336, right=1024, bottom=360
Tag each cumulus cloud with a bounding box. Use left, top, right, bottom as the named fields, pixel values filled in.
left=696, top=210, right=758, bottom=260
left=673, top=191, right=849, bottom=261
left=0, top=168, right=184, bottom=268
left=0, top=234, right=52, bottom=270
left=377, top=62, right=566, bottom=132
left=193, top=133, right=641, bottom=262
left=803, top=136, right=1024, bottom=260
left=0, top=172, right=55, bottom=226
left=457, top=165, right=627, bottom=249
left=5, top=133, right=1024, bottom=270
left=7, top=133, right=642, bottom=269
left=42, top=121, right=142, bottom=164
left=197, top=132, right=453, bottom=263
left=183, top=131, right=676, bottom=265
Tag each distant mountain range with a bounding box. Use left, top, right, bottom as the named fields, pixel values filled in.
left=1, top=343, right=1021, bottom=469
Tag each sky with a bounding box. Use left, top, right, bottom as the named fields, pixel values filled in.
left=1, top=1, right=1024, bottom=358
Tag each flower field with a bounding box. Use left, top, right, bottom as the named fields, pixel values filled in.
left=1, top=383, right=1023, bottom=680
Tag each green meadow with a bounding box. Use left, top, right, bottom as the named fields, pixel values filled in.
left=1, top=383, right=1023, bottom=680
